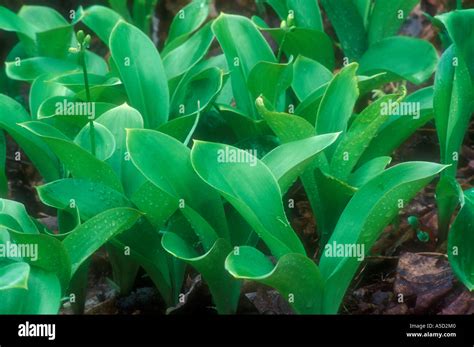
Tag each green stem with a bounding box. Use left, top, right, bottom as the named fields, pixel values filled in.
left=79, top=50, right=96, bottom=157
left=456, top=0, right=462, bottom=9
left=277, top=31, right=288, bottom=63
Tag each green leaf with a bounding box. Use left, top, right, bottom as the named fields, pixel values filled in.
left=6, top=57, right=79, bottom=82
left=437, top=9, right=474, bottom=83
left=262, top=133, right=340, bottom=194
left=5, top=230, right=71, bottom=291
left=162, top=234, right=240, bottom=313
left=0, top=262, right=29, bottom=290
left=360, top=87, right=435, bottom=162
left=0, top=95, right=61, bottom=182
left=316, top=63, right=359, bottom=137
left=434, top=45, right=473, bottom=178
left=292, top=56, right=332, bottom=101
left=359, top=37, right=438, bottom=84
left=212, top=13, right=275, bottom=117
left=75, top=5, right=123, bottom=44
left=163, top=22, right=214, bottom=80
left=368, top=0, right=419, bottom=45
left=286, top=0, right=323, bottom=30
left=314, top=169, right=357, bottom=244
left=18, top=6, right=68, bottom=31
left=263, top=27, right=335, bottom=70
left=170, top=67, right=224, bottom=118
left=157, top=114, right=198, bottom=143
left=110, top=21, right=169, bottom=128
left=37, top=179, right=131, bottom=220
left=74, top=122, right=116, bottom=161
left=0, top=267, right=61, bottom=314
left=0, top=199, right=39, bottom=234
left=132, top=0, right=158, bottom=35
left=127, top=129, right=229, bottom=239
left=448, top=189, right=474, bottom=291
left=0, top=6, right=34, bottom=36
left=225, top=246, right=324, bottom=313
left=63, top=207, right=142, bottom=275
left=191, top=141, right=305, bottom=258
left=330, top=93, right=402, bottom=180
left=20, top=121, right=123, bottom=192
left=166, top=0, right=210, bottom=47
left=436, top=175, right=463, bottom=240
left=348, top=156, right=392, bottom=187
left=320, top=0, right=368, bottom=60
left=95, top=104, right=144, bottom=196
left=248, top=60, right=293, bottom=111
left=320, top=162, right=446, bottom=313
left=29, top=74, right=72, bottom=119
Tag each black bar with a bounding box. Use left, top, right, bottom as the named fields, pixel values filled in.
left=0, top=315, right=472, bottom=346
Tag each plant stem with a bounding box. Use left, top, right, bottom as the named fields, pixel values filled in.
left=79, top=50, right=96, bottom=157
left=456, top=0, right=462, bottom=9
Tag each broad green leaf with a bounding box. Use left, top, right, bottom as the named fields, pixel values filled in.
left=314, top=169, right=357, bottom=244
left=74, top=122, right=116, bottom=161
left=436, top=175, right=463, bottom=240
left=163, top=22, right=214, bottom=80
left=292, top=56, right=332, bottom=101
left=434, top=45, right=473, bottom=178
left=157, top=114, right=198, bottom=143
left=0, top=267, right=61, bottom=314
left=218, top=104, right=271, bottom=140
left=286, top=0, right=323, bottom=30
left=248, top=60, right=293, bottom=111
left=20, top=121, right=123, bottom=192
left=6, top=57, right=79, bottom=82
left=95, top=104, right=144, bottom=196
left=320, top=0, right=368, bottom=61
left=29, top=74, right=72, bottom=119
left=170, top=67, right=224, bottom=118
left=437, top=9, right=474, bottom=83
left=348, top=156, right=392, bottom=187
left=320, top=162, right=446, bottom=313
left=166, top=0, right=210, bottom=47
left=316, top=63, right=359, bottom=137
left=262, top=133, right=340, bottom=194
left=360, top=87, right=435, bottom=162
left=18, top=6, right=67, bottom=31
left=0, top=95, right=61, bottom=182
left=263, top=27, right=335, bottom=70
left=63, top=207, right=142, bottom=275
left=0, top=199, right=38, bottom=234
left=0, top=262, right=29, bottom=290
left=162, top=234, right=240, bottom=314
left=75, top=5, right=123, bottom=44
left=132, top=0, right=158, bottom=35
left=368, top=0, right=419, bottom=45
left=0, top=6, right=34, bottom=36
left=36, top=25, right=74, bottom=59
left=37, top=179, right=131, bottom=219
left=226, top=246, right=324, bottom=313
left=127, top=129, right=229, bottom=239
left=330, top=93, right=402, bottom=180
left=191, top=141, right=305, bottom=258
left=212, top=13, right=275, bottom=118
left=448, top=189, right=474, bottom=291
left=108, top=0, right=132, bottom=21
left=5, top=230, right=71, bottom=291
left=110, top=21, right=169, bottom=128
left=359, top=37, right=438, bottom=84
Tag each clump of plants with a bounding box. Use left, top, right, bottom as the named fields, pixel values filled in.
left=0, top=0, right=472, bottom=314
